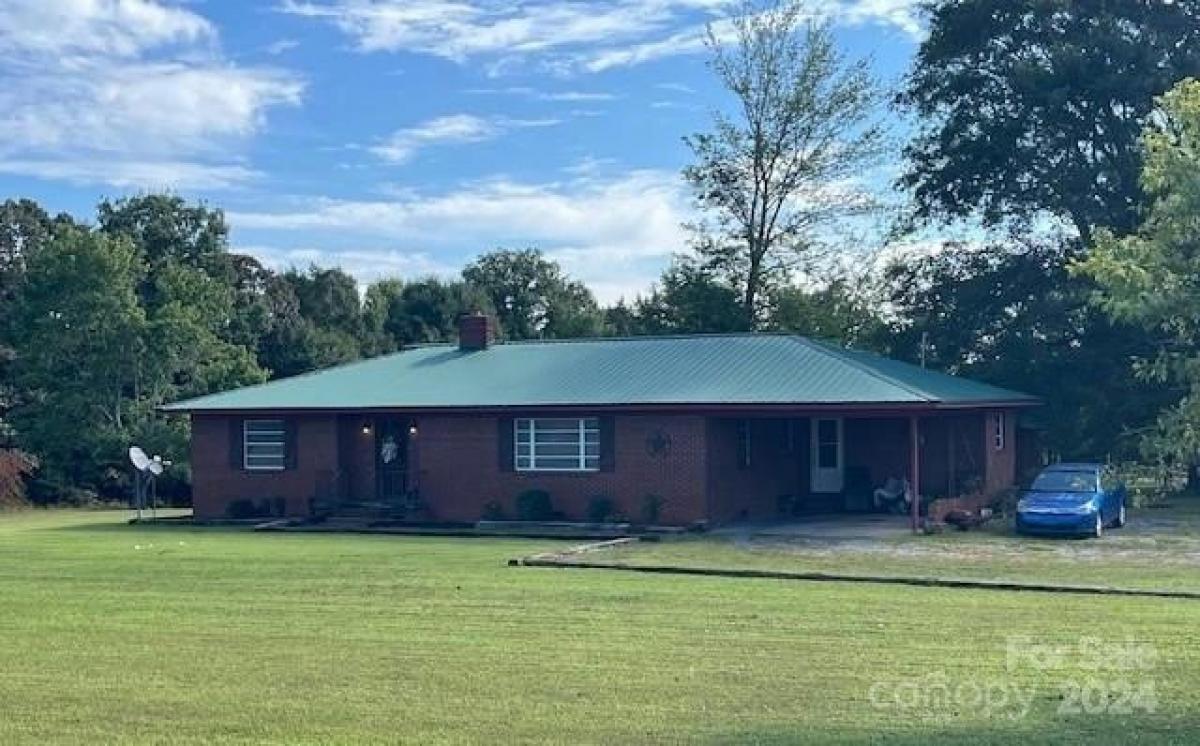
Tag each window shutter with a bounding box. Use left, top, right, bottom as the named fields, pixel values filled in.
left=285, top=419, right=298, bottom=470
left=599, top=416, right=616, bottom=472
left=498, top=417, right=515, bottom=472
left=229, top=418, right=244, bottom=470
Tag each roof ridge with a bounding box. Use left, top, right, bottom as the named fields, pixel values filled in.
left=493, top=331, right=788, bottom=346
left=792, top=337, right=937, bottom=403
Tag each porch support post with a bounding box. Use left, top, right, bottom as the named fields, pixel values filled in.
left=947, top=417, right=956, bottom=498
left=909, top=415, right=921, bottom=533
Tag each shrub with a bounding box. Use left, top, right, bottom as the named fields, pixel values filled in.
left=586, top=495, right=616, bottom=523
left=0, top=449, right=36, bottom=509
left=515, top=489, right=554, bottom=521
left=1115, top=463, right=1177, bottom=508
left=226, top=498, right=265, bottom=520
left=482, top=500, right=507, bottom=521
left=641, top=494, right=664, bottom=525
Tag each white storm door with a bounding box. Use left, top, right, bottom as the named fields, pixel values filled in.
left=810, top=418, right=844, bottom=493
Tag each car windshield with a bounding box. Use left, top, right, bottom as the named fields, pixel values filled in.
left=1030, top=470, right=1098, bottom=493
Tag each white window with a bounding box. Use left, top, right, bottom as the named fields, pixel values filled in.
left=244, top=419, right=286, bottom=471
left=515, top=417, right=599, bottom=472
left=993, top=412, right=1006, bottom=451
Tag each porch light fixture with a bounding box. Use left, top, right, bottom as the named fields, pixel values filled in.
left=408, top=424, right=419, bottom=437
left=361, top=423, right=372, bottom=435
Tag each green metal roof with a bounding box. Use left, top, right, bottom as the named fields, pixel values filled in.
left=162, top=334, right=1038, bottom=412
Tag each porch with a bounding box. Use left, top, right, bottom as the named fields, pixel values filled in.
left=706, top=410, right=1014, bottom=528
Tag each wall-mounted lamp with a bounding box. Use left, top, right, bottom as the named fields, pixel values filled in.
left=408, top=424, right=419, bottom=437
left=361, top=423, right=372, bottom=435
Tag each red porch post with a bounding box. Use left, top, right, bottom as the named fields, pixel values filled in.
left=909, top=415, right=921, bottom=533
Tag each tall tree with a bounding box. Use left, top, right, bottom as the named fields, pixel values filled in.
left=878, top=239, right=1166, bottom=460
left=9, top=229, right=146, bottom=496
left=0, top=200, right=70, bottom=452
left=97, top=194, right=227, bottom=271
left=364, top=277, right=495, bottom=351
left=462, top=249, right=601, bottom=339
left=256, top=270, right=361, bottom=379
left=898, top=0, right=1200, bottom=245
left=631, top=260, right=748, bottom=335
left=684, top=0, right=884, bottom=325
left=765, top=279, right=881, bottom=345
left=1077, top=79, right=1200, bottom=469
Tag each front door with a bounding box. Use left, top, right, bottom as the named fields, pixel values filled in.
left=810, top=418, right=844, bottom=493
left=375, top=418, right=409, bottom=503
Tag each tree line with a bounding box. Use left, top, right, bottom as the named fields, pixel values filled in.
left=4, top=0, right=1200, bottom=504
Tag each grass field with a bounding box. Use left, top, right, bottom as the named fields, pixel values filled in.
left=1, top=511, right=1199, bottom=744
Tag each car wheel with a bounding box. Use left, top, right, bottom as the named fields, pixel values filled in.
left=1092, top=513, right=1104, bottom=539
left=1114, top=502, right=1127, bottom=528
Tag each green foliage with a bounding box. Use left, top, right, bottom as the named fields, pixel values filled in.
left=481, top=500, right=507, bottom=521
left=514, top=489, right=555, bottom=521
left=226, top=498, right=277, bottom=520
left=3, top=196, right=267, bottom=501
left=876, top=239, right=1167, bottom=460
left=630, top=260, right=748, bottom=335
left=764, top=279, right=882, bottom=345
left=1078, top=79, right=1200, bottom=468
left=363, top=276, right=496, bottom=351
left=898, top=0, right=1200, bottom=243
left=586, top=495, right=616, bottom=523
left=685, top=2, right=884, bottom=323
left=463, top=248, right=602, bottom=339
left=640, top=494, right=664, bottom=525
left=9, top=228, right=146, bottom=496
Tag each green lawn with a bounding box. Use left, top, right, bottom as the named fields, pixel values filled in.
left=601, top=502, right=1200, bottom=594
left=1, top=511, right=1198, bottom=745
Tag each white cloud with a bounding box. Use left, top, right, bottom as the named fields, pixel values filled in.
left=0, top=0, right=214, bottom=58
left=242, top=244, right=458, bottom=284
left=280, top=0, right=923, bottom=74
left=0, top=0, right=303, bottom=189
left=229, top=169, right=693, bottom=301
left=466, top=86, right=616, bottom=102
left=0, top=159, right=261, bottom=190
left=655, top=81, right=696, bottom=94
left=842, top=0, right=923, bottom=39
left=278, top=0, right=724, bottom=61
left=369, top=113, right=558, bottom=164
left=579, top=2, right=924, bottom=73
left=265, top=38, right=301, bottom=55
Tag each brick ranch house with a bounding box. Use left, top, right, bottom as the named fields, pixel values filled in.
left=163, top=315, right=1039, bottom=527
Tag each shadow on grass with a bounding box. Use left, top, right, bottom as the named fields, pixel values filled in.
left=45, top=515, right=257, bottom=535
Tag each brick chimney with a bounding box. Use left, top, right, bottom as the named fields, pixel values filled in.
left=458, top=312, right=493, bottom=351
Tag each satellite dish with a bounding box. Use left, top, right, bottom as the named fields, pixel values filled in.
left=129, top=446, right=152, bottom=472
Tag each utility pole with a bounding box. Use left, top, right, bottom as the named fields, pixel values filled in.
left=919, top=331, right=930, bottom=369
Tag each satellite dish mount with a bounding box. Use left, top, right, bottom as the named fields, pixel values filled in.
left=129, top=446, right=170, bottom=521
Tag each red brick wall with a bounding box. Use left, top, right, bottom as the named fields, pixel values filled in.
left=338, top=415, right=376, bottom=501
left=188, top=409, right=1022, bottom=523
left=983, top=409, right=1018, bottom=495
left=190, top=413, right=340, bottom=519
left=707, top=418, right=805, bottom=522
left=414, top=414, right=709, bottom=525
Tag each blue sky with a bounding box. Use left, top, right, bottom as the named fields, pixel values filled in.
left=0, top=0, right=925, bottom=301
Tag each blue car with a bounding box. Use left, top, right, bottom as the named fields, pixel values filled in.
left=1016, top=463, right=1127, bottom=538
